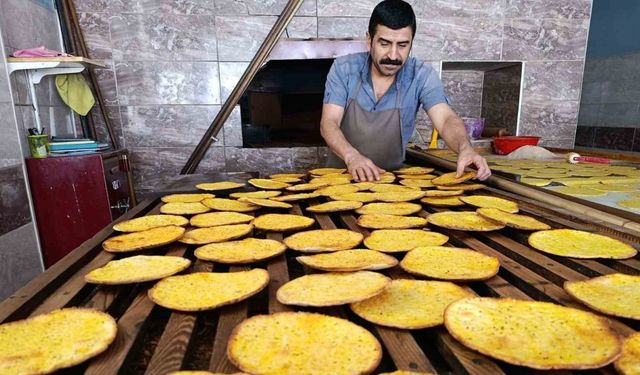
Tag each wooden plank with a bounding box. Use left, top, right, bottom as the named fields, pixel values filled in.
left=266, top=233, right=293, bottom=314
left=436, top=330, right=506, bottom=375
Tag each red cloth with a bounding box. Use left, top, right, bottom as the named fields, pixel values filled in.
left=11, top=46, right=69, bottom=58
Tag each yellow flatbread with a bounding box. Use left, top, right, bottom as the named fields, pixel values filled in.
left=179, top=224, right=253, bottom=245
left=283, top=229, right=363, bottom=252
left=444, top=297, right=622, bottom=369
left=270, top=176, right=302, bottom=183
left=306, top=200, right=363, bottom=213
left=618, top=199, right=640, bottom=210
left=329, top=192, right=379, bottom=202
left=553, top=186, right=607, bottom=196
left=432, top=171, right=476, bottom=186
left=436, top=183, right=486, bottom=191
left=352, top=181, right=376, bottom=190
left=160, top=202, right=211, bottom=215
left=196, top=181, right=245, bottom=191
left=397, top=174, right=437, bottom=180
left=355, top=202, right=422, bottom=216
left=376, top=190, right=425, bottom=202
left=253, top=213, right=315, bottom=232
left=310, top=176, right=352, bottom=186
left=190, top=212, right=254, bottom=228
left=229, top=190, right=282, bottom=199
left=248, top=178, right=291, bottom=190
left=149, top=269, right=269, bottom=311
left=195, top=238, right=286, bottom=264
left=103, top=225, right=185, bottom=252
left=552, top=177, right=600, bottom=186
left=564, top=273, right=640, bottom=320
left=351, top=279, right=473, bottom=329
left=371, top=172, right=397, bottom=184
left=369, top=184, right=419, bottom=193
left=316, top=184, right=360, bottom=196
left=364, top=229, right=449, bottom=253
left=358, top=214, right=427, bottom=229
left=616, top=332, right=640, bottom=375
left=0, top=308, right=117, bottom=375
left=520, top=178, right=552, bottom=187
left=309, top=167, right=346, bottom=175
left=401, top=246, right=499, bottom=281
left=238, top=197, right=292, bottom=209
left=296, top=249, right=398, bottom=272
left=113, top=214, right=188, bottom=232
left=285, top=182, right=329, bottom=192
left=399, top=179, right=434, bottom=189
left=427, top=211, right=505, bottom=231
left=272, top=192, right=320, bottom=202
left=477, top=207, right=550, bottom=230
left=587, top=184, right=638, bottom=192
left=394, top=166, right=435, bottom=175
left=569, top=170, right=613, bottom=177
left=202, top=198, right=259, bottom=212
left=528, top=229, right=637, bottom=259
left=161, top=193, right=215, bottom=203
left=85, top=255, right=190, bottom=284
left=459, top=195, right=519, bottom=213
left=277, top=271, right=390, bottom=306
left=269, top=173, right=306, bottom=179
left=423, top=189, right=463, bottom=197
left=420, top=196, right=465, bottom=207
left=227, top=312, right=381, bottom=375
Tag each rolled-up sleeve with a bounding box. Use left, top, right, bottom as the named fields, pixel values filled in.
left=323, top=60, right=349, bottom=108
left=419, top=68, right=449, bottom=111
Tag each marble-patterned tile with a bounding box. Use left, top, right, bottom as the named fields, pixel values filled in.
left=574, top=126, right=595, bottom=147
left=482, top=65, right=522, bottom=106
left=502, top=18, right=589, bottom=60
left=219, top=62, right=249, bottom=103
left=0, top=104, right=22, bottom=162
left=78, top=12, right=112, bottom=60
left=318, top=147, right=329, bottom=166
left=0, top=0, right=34, bottom=50
left=291, top=147, right=320, bottom=171
left=216, top=16, right=277, bottom=62
left=115, top=61, right=220, bottom=105
left=482, top=103, right=519, bottom=134
left=577, top=103, right=600, bottom=127
left=94, top=66, right=119, bottom=106
left=92, top=105, right=126, bottom=148
left=524, top=61, right=583, bottom=101
left=409, top=0, right=505, bottom=18
left=73, top=0, right=128, bottom=13
left=413, top=18, right=502, bottom=61
left=518, top=99, right=579, bottom=140
left=539, top=137, right=574, bottom=148
left=318, top=0, right=379, bottom=17
left=225, top=147, right=301, bottom=174
left=287, top=16, right=318, bottom=39
left=111, top=13, right=217, bottom=61
left=0, top=164, right=31, bottom=236
left=505, top=0, right=592, bottom=19
left=442, top=70, right=484, bottom=107
left=213, top=0, right=316, bottom=16
left=600, top=103, right=639, bottom=128
left=593, top=127, right=635, bottom=151
left=223, top=106, right=243, bottom=147
left=31, top=2, right=63, bottom=51
left=318, top=17, right=369, bottom=39
left=122, top=105, right=223, bottom=147
left=130, top=0, right=218, bottom=15
left=452, top=105, right=483, bottom=118
left=0, top=62, right=11, bottom=103
left=0, top=223, right=42, bottom=301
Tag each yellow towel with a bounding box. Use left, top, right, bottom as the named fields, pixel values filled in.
left=55, top=74, right=95, bottom=116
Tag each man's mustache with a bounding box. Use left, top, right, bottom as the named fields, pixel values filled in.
left=380, top=58, right=402, bottom=66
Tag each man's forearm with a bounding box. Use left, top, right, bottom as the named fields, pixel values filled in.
left=437, top=115, right=472, bottom=154
left=320, top=120, right=360, bottom=162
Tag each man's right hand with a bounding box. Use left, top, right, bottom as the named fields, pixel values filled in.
left=344, top=152, right=384, bottom=182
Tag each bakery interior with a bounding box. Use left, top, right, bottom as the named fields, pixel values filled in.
left=0, top=0, right=639, bottom=374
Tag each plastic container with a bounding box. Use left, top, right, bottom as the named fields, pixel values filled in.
left=27, top=134, right=49, bottom=158
left=492, top=136, right=541, bottom=155
left=463, top=118, right=485, bottom=140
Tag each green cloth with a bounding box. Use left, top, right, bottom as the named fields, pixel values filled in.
left=55, top=74, right=95, bottom=116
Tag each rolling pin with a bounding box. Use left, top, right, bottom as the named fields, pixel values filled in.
left=566, top=152, right=610, bottom=164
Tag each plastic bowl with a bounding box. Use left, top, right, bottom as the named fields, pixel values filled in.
left=492, top=136, right=541, bottom=155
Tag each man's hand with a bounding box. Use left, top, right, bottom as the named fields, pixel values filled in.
left=457, top=147, right=491, bottom=181
left=345, top=152, right=384, bottom=182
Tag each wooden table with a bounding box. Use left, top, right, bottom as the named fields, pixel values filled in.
left=1, top=172, right=638, bottom=375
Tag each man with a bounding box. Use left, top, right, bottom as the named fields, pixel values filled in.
left=320, top=0, right=491, bottom=182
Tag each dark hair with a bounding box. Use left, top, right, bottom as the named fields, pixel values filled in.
left=368, top=0, right=417, bottom=38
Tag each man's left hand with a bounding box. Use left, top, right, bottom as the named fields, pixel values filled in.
left=457, top=148, right=491, bottom=181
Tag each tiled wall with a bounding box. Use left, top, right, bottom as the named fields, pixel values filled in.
left=576, top=52, right=640, bottom=151
left=71, top=0, right=592, bottom=190
left=442, top=70, right=484, bottom=118
left=482, top=64, right=522, bottom=135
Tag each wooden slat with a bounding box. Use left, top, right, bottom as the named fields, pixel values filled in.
left=266, top=232, right=293, bottom=314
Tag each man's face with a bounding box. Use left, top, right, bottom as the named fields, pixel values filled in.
left=367, top=25, right=413, bottom=77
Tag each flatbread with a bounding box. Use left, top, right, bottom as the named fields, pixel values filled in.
left=271, top=176, right=302, bottom=183
left=444, top=297, right=622, bottom=369
left=432, top=171, right=476, bottom=186
left=394, top=166, right=435, bottom=175
left=283, top=229, right=363, bottom=252
left=149, top=269, right=269, bottom=311
left=584, top=184, right=637, bottom=192
left=271, top=192, right=320, bottom=202
left=364, top=229, right=449, bottom=253
left=229, top=190, right=282, bottom=199
left=306, top=200, right=363, bottom=213
left=401, top=246, right=499, bottom=281
left=553, top=186, right=607, bottom=196
left=0, top=308, right=117, bottom=375
left=296, top=249, right=398, bottom=272
left=316, top=184, right=360, bottom=196
left=397, top=174, right=437, bottom=180
left=459, top=195, right=519, bottom=213
left=85, top=255, right=191, bottom=284
left=103, top=225, right=185, bottom=252
left=350, top=279, right=473, bottom=329
left=252, top=213, right=315, bottom=232
left=310, top=176, right=352, bottom=186
left=285, top=182, right=329, bottom=192
left=618, top=199, right=640, bottom=210
left=227, top=312, right=381, bottom=375
left=161, top=193, right=215, bottom=203
left=329, top=192, right=379, bottom=202
left=427, top=211, right=505, bottom=231
left=113, top=214, right=188, bottom=232
left=520, top=178, right=552, bottom=187
left=399, top=179, right=434, bottom=189
left=420, top=196, right=465, bottom=207
left=436, top=183, right=485, bottom=191
left=160, top=202, right=211, bottom=215
left=202, top=198, right=260, bottom=212
left=369, top=184, right=419, bottom=193
left=248, top=178, right=291, bottom=190
left=376, top=190, right=425, bottom=202
left=179, top=224, right=253, bottom=245
left=238, top=197, right=292, bottom=209
left=276, top=271, right=390, bottom=306
left=195, top=238, right=286, bottom=264
left=357, top=214, right=427, bottom=229
left=309, top=167, right=346, bottom=175
left=190, top=212, right=254, bottom=228
left=352, top=181, right=376, bottom=190
left=616, top=332, right=640, bottom=375
left=196, top=181, right=245, bottom=191
left=477, top=207, right=551, bottom=230
left=423, top=189, right=463, bottom=197
left=528, top=229, right=637, bottom=259
left=269, top=173, right=306, bottom=179
left=564, top=274, right=640, bottom=320
left=355, top=202, right=422, bottom=216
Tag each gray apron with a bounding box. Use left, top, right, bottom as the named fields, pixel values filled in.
left=326, top=75, right=404, bottom=171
